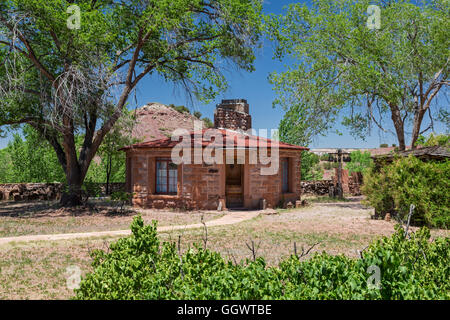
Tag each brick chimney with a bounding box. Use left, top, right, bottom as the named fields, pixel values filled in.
left=214, top=99, right=252, bottom=131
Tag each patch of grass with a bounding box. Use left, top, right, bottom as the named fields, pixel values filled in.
left=306, top=196, right=352, bottom=203
left=0, top=201, right=223, bottom=237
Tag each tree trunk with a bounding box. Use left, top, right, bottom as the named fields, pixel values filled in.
left=410, top=108, right=426, bottom=150
left=60, top=151, right=84, bottom=206
left=60, top=178, right=83, bottom=206
left=390, top=104, right=406, bottom=151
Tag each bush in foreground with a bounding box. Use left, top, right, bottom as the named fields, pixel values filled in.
left=74, top=217, right=449, bottom=300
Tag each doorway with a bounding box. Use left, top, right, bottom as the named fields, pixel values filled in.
left=225, top=164, right=243, bottom=208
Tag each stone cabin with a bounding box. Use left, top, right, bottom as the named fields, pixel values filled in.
left=121, top=99, right=308, bottom=210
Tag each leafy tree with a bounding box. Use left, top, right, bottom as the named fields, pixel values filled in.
left=279, top=115, right=322, bottom=181
left=268, top=0, right=449, bottom=151
left=346, top=150, right=373, bottom=174
left=0, top=147, right=13, bottom=182
left=301, top=151, right=323, bottom=181
left=415, top=133, right=449, bottom=147
left=96, top=110, right=140, bottom=194
left=0, top=126, right=65, bottom=183
left=278, top=103, right=322, bottom=149
left=0, top=0, right=263, bottom=205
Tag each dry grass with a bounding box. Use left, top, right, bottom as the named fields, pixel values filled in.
left=0, top=199, right=448, bottom=300
left=160, top=201, right=449, bottom=265
left=0, top=200, right=223, bottom=237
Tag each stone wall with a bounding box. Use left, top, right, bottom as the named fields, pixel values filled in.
left=0, top=183, right=64, bottom=201
left=246, top=152, right=301, bottom=208
left=214, top=99, right=252, bottom=131
left=301, top=171, right=363, bottom=197
left=0, top=183, right=125, bottom=201
left=301, top=180, right=334, bottom=196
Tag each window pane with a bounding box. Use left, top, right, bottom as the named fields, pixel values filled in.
left=156, top=161, right=168, bottom=193
left=168, top=167, right=178, bottom=193
left=156, top=160, right=177, bottom=194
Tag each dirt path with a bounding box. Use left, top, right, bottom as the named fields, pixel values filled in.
left=0, top=210, right=260, bottom=245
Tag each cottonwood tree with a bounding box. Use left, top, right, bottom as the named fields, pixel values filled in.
left=268, top=0, right=449, bottom=151
left=0, top=0, right=263, bottom=205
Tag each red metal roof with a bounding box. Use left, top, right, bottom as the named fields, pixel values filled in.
left=121, top=129, right=308, bottom=151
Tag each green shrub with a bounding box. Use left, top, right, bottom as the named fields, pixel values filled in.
left=169, top=104, right=191, bottom=114
left=81, top=181, right=102, bottom=204
left=346, top=150, right=373, bottom=174
left=193, top=111, right=202, bottom=119
left=362, top=156, right=450, bottom=228
left=74, top=217, right=450, bottom=300
left=322, top=162, right=338, bottom=170
left=202, top=117, right=214, bottom=128
left=301, top=151, right=323, bottom=181
left=110, top=191, right=133, bottom=214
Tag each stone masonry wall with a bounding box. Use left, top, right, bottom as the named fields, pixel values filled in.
left=214, top=99, right=252, bottom=131
left=128, top=148, right=303, bottom=210
left=301, top=180, right=334, bottom=196
left=246, top=152, right=301, bottom=209
left=214, top=107, right=252, bottom=131
left=0, top=183, right=125, bottom=201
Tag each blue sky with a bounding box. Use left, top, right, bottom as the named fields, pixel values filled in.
left=0, top=0, right=447, bottom=149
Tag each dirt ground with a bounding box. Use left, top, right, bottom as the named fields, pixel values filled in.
left=0, top=197, right=448, bottom=299
left=0, top=200, right=223, bottom=237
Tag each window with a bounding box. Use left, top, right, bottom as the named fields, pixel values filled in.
left=282, top=158, right=289, bottom=193
left=156, top=158, right=178, bottom=194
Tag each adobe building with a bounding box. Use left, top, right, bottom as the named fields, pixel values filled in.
left=121, top=99, right=308, bottom=210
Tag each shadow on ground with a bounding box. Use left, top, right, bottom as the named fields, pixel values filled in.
left=0, top=200, right=132, bottom=218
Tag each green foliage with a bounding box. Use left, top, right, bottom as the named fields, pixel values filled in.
left=0, top=0, right=263, bottom=195
left=80, top=180, right=102, bottom=204
left=193, top=111, right=202, bottom=119
left=110, top=191, right=133, bottom=214
left=169, top=104, right=191, bottom=114
left=362, top=156, right=450, bottom=228
left=415, top=133, right=450, bottom=147
left=94, top=110, right=140, bottom=187
left=267, top=0, right=449, bottom=148
left=0, top=126, right=65, bottom=183
left=202, top=117, right=214, bottom=129
left=278, top=115, right=323, bottom=181
left=346, top=151, right=373, bottom=174
left=322, top=162, right=338, bottom=170
left=319, top=153, right=330, bottom=161
left=380, top=144, right=389, bottom=148
left=301, top=151, right=323, bottom=181
left=0, top=119, right=135, bottom=184
left=279, top=103, right=325, bottom=148
left=74, top=217, right=450, bottom=300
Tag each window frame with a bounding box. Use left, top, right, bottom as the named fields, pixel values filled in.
left=155, top=158, right=178, bottom=195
